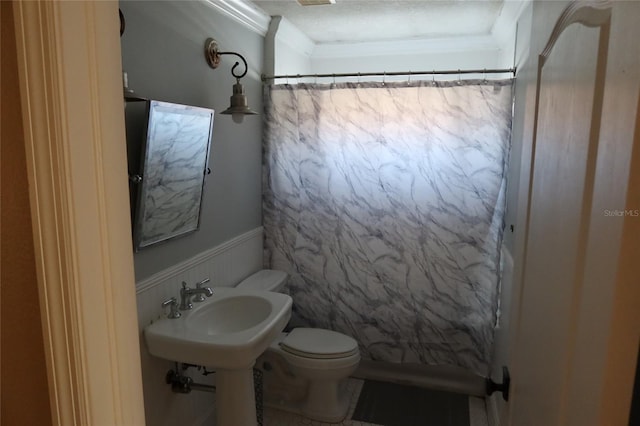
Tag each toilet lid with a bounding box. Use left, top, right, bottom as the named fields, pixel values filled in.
left=280, top=328, right=358, bottom=359
left=237, top=270, right=287, bottom=292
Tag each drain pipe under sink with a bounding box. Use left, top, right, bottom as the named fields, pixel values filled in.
left=165, top=365, right=216, bottom=394
left=164, top=362, right=265, bottom=426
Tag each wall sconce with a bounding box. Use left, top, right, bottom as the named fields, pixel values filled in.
left=204, top=38, right=257, bottom=124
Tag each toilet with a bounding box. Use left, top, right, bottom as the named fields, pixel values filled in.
left=236, top=270, right=360, bottom=423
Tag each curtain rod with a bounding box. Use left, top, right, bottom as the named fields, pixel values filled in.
left=261, top=67, right=516, bottom=82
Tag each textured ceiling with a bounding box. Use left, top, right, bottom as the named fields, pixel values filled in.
left=251, top=0, right=505, bottom=43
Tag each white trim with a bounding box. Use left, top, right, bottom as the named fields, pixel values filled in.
left=13, top=1, right=145, bottom=424
left=136, top=227, right=263, bottom=294
left=486, top=393, right=501, bottom=426
left=311, top=35, right=501, bottom=59
left=203, top=0, right=270, bottom=36
left=469, top=397, right=490, bottom=426
left=539, top=0, right=611, bottom=65
left=264, top=16, right=281, bottom=77
left=224, top=0, right=521, bottom=64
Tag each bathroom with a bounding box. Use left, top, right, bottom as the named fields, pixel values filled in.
left=3, top=0, right=639, bottom=425
left=119, top=0, right=640, bottom=425
left=119, top=0, right=521, bottom=424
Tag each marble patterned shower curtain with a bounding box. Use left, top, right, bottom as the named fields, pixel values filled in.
left=263, top=80, right=512, bottom=375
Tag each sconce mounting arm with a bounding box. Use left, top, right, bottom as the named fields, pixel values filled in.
left=204, top=38, right=248, bottom=79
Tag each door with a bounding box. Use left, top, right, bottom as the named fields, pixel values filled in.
left=509, top=1, right=640, bottom=425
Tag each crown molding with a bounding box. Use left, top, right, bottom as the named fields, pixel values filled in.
left=312, top=35, right=501, bottom=59
left=203, top=0, right=270, bottom=35
left=209, top=0, right=524, bottom=63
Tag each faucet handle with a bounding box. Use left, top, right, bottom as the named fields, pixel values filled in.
left=196, top=278, right=211, bottom=287
left=161, top=297, right=181, bottom=319
left=193, top=278, right=212, bottom=302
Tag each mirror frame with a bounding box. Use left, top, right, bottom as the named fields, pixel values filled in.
left=133, top=100, right=214, bottom=251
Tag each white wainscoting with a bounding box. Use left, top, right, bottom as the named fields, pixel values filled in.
left=136, top=227, right=264, bottom=329
left=135, top=227, right=263, bottom=426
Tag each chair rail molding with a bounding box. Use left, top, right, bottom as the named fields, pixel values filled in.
left=136, top=226, right=263, bottom=294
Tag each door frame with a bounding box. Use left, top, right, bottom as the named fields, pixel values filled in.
left=12, top=1, right=145, bottom=424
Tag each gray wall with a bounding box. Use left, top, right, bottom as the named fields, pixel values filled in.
left=120, top=0, right=264, bottom=281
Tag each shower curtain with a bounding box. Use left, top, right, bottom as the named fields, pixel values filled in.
left=263, top=80, right=512, bottom=375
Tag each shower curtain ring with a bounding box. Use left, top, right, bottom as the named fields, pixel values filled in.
left=483, top=68, right=487, bottom=82
left=314, top=74, right=318, bottom=84
left=432, top=70, right=435, bottom=83
left=408, top=71, right=412, bottom=84
left=333, top=74, right=336, bottom=85
left=383, top=71, right=386, bottom=86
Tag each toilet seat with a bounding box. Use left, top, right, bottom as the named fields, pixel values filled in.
left=280, top=328, right=358, bottom=359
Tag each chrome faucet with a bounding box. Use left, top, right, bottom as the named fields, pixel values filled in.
left=179, top=280, right=213, bottom=310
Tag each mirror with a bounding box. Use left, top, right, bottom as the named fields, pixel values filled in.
left=133, top=100, right=214, bottom=250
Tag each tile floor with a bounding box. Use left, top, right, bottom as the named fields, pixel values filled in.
left=263, top=378, right=489, bottom=426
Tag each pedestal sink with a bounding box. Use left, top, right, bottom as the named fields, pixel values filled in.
left=144, top=287, right=292, bottom=426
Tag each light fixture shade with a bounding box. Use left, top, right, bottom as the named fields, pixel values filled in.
left=220, top=81, right=258, bottom=118
left=203, top=37, right=256, bottom=123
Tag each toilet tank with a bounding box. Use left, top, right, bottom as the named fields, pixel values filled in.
left=236, top=269, right=288, bottom=292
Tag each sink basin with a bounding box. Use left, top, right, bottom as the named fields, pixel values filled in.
left=144, top=287, right=292, bottom=370
left=189, top=294, right=273, bottom=334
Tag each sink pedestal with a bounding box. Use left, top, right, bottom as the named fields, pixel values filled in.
left=216, top=367, right=257, bottom=426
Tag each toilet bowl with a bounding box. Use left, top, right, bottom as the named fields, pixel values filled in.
left=236, top=270, right=361, bottom=423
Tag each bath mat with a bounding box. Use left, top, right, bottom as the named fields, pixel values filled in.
left=351, top=380, right=470, bottom=426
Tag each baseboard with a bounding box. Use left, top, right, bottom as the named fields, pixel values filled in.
left=486, top=393, right=501, bottom=426
left=353, top=359, right=486, bottom=397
